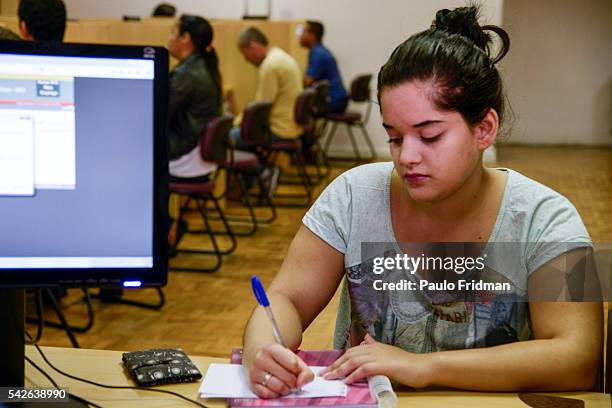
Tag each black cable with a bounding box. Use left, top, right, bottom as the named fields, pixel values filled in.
left=23, top=331, right=207, bottom=407
left=25, top=356, right=59, bottom=388
left=30, top=341, right=208, bottom=408
left=69, top=393, right=103, bottom=408
left=25, top=355, right=102, bottom=408
left=25, top=289, right=44, bottom=345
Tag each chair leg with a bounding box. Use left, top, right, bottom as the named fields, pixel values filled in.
left=309, top=119, right=330, bottom=183
left=184, top=196, right=237, bottom=255
left=273, top=151, right=312, bottom=207
left=236, top=169, right=278, bottom=223
left=233, top=173, right=259, bottom=234
left=172, top=196, right=223, bottom=273
left=207, top=169, right=275, bottom=226
left=323, top=121, right=338, bottom=154
left=311, top=151, right=324, bottom=184
left=278, top=153, right=323, bottom=186
left=359, top=123, right=377, bottom=161
left=27, top=288, right=95, bottom=334
left=310, top=118, right=330, bottom=180
left=207, top=171, right=259, bottom=236
left=315, top=139, right=332, bottom=177
left=316, top=118, right=329, bottom=142
left=303, top=138, right=326, bottom=185
left=345, top=124, right=362, bottom=162
left=209, top=195, right=237, bottom=254
left=296, top=152, right=313, bottom=192
left=251, top=172, right=277, bottom=223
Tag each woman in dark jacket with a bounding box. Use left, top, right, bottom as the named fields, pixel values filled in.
left=166, top=15, right=222, bottom=249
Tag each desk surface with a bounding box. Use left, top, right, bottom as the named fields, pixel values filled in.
left=25, top=346, right=610, bottom=408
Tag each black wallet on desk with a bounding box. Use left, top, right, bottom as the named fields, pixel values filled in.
left=122, top=348, right=202, bottom=387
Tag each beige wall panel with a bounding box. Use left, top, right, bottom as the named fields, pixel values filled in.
left=0, top=15, right=18, bottom=33
left=0, top=16, right=307, bottom=122
left=0, top=0, right=18, bottom=16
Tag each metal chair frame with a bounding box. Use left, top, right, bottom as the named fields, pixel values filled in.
left=170, top=116, right=238, bottom=273
left=217, top=104, right=278, bottom=230
left=323, top=74, right=377, bottom=162
left=268, top=89, right=318, bottom=207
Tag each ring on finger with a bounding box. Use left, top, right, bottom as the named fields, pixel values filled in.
left=262, top=372, right=272, bottom=387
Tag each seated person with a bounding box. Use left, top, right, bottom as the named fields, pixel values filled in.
left=299, top=20, right=348, bottom=114
left=18, top=0, right=66, bottom=41
left=241, top=6, right=602, bottom=398
left=167, top=15, right=222, bottom=248
left=230, top=26, right=304, bottom=195
left=152, top=2, right=176, bottom=17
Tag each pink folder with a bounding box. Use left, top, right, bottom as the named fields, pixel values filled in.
left=229, top=349, right=377, bottom=408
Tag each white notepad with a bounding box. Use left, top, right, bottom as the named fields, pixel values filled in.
left=199, top=364, right=348, bottom=399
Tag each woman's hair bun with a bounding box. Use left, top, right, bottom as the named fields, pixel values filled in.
left=433, top=6, right=488, bottom=49
left=432, top=5, right=510, bottom=64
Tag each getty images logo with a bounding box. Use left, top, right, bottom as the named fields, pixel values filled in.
left=143, top=47, right=156, bottom=59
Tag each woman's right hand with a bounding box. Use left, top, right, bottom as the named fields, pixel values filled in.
left=247, top=343, right=315, bottom=399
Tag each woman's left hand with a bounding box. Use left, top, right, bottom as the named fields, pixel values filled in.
left=320, top=333, right=431, bottom=387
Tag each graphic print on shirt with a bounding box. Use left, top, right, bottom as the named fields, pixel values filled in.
left=344, top=249, right=530, bottom=353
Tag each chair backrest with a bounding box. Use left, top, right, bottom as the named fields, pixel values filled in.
left=200, top=115, right=233, bottom=164
left=311, top=80, right=330, bottom=117
left=294, top=88, right=316, bottom=126
left=350, top=74, right=372, bottom=102
left=240, top=100, right=273, bottom=145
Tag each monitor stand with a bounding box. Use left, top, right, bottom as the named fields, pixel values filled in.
left=0, top=288, right=25, bottom=386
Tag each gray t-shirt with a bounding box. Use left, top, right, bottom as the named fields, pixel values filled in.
left=302, top=162, right=591, bottom=352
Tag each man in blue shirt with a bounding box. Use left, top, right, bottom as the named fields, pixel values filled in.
left=300, top=20, right=348, bottom=114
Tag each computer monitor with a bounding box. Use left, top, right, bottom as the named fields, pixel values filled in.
left=0, top=40, right=169, bottom=386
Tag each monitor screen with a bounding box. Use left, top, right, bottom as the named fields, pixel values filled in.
left=0, top=41, right=168, bottom=288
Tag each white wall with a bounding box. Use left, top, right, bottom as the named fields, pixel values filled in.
left=500, top=0, right=612, bottom=146
left=63, top=0, right=242, bottom=20
left=62, top=0, right=504, bottom=157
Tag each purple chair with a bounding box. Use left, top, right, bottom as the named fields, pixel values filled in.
left=240, top=100, right=274, bottom=146
left=266, top=88, right=316, bottom=207
left=312, top=79, right=330, bottom=118
left=219, top=101, right=277, bottom=234
left=323, top=74, right=377, bottom=162
left=169, top=115, right=237, bottom=272
left=307, top=80, right=332, bottom=179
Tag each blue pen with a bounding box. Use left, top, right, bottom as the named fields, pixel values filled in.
left=251, top=275, right=287, bottom=348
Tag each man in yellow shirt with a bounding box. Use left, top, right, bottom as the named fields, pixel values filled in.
left=230, top=26, right=304, bottom=196
left=235, top=26, right=303, bottom=140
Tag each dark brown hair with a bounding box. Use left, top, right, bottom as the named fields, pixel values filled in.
left=178, top=15, right=221, bottom=96
left=377, top=6, right=510, bottom=126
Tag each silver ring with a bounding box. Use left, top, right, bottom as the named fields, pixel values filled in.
left=261, top=372, right=272, bottom=387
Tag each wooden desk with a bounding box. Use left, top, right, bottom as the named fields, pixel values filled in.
left=25, top=346, right=610, bottom=407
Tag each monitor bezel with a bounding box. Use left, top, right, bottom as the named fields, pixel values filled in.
left=0, top=40, right=169, bottom=288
